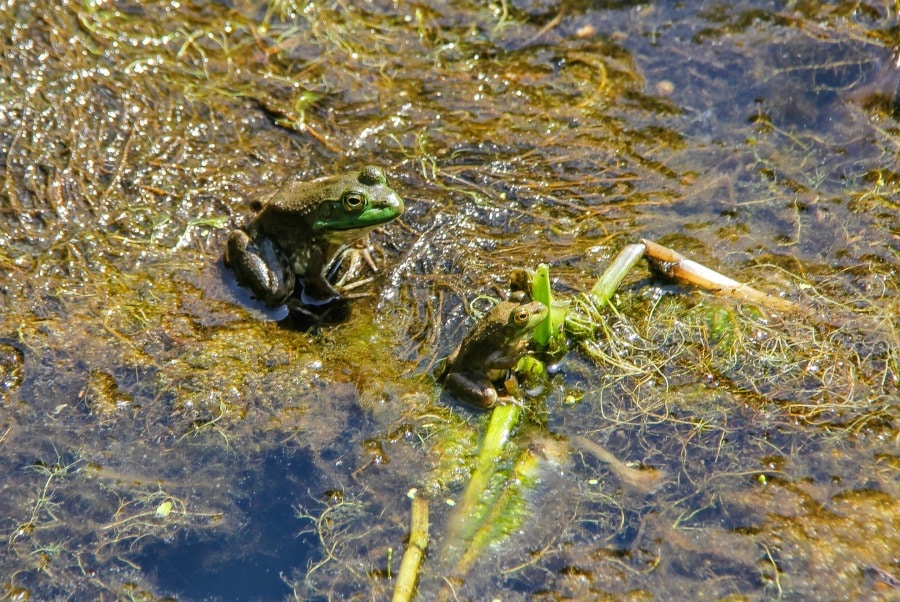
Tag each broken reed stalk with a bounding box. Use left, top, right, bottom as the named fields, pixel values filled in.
left=392, top=494, right=429, bottom=602
left=642, top=239, right=797, bottom=312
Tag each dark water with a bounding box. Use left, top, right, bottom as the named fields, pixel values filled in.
left=136, top=447, right=320, bottom=601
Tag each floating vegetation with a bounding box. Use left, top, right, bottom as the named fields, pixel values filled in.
left=0, top=0, right=896, bottom=599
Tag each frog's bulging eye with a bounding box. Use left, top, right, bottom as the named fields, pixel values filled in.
left=513, top=307, right=530, bottom=325
left=342, top=193, right=366, bottom=212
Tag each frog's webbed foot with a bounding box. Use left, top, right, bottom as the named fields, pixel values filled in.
left=281, top=275, right=351, bottom=326
left=501, top=374, right=526, bottom=405
left=330, top=248, right=369, bottom=287
left=325, top=238, right=380, bottom=297
left=284, top=294, right=351, bottom=327
left=492, top=395, right=525, bottom=408
left=224, top=230, right=294, bottom=307
left=295, top=274, right=342, bottom=307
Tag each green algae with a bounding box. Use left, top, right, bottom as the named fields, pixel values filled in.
left=0, top=0, right=896, bottom=599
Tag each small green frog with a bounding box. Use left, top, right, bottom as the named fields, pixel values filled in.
left=224, top=165, right=404, bottom=309
left=440, top=299, right=548, bottom=408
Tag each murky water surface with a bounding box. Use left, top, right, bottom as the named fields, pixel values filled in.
left=0, top=1, right=897, bottom=600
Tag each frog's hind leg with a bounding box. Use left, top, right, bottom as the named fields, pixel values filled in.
left=444, top=372, right=500, bottom=410
left=224, top=231, right=295, bottom=307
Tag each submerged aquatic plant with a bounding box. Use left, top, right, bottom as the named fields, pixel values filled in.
left=1, top=0, right=896, bottom=600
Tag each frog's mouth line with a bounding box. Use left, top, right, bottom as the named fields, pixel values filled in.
left=328, top=218, right=394, bottom=230
left=326, top=205, right=404, bottom=231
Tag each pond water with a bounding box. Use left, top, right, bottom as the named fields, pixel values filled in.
left=0, top=1, right=897, bottom=600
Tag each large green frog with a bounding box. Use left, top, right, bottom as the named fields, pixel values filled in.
left=440, top=299, right=548, bottom=409
left=224, top=165, right=404, bottom=309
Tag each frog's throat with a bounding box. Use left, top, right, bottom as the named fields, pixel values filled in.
left=318, top=223, right=380, bottom=246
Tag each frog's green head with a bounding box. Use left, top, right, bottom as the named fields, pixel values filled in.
left=504, top=300, right=548, bottom=339
left=313, top=165, right=404, bottom=238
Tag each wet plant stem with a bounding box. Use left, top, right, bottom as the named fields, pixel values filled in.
left=588, top=242, right=646, bottom=306
left=392, top=494, right=429, bottom=602
left=641, top=239, right=797, bottom=311
left=531, top=263, right=554, bottom=346
left=451, top=446, right=542, bottom=578
left=438, top=403, right=523, bottom=600
left=448, top=403, right=521, bottom=545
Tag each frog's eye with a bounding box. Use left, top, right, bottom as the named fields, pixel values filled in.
left=342, top=192, right=367, bottom=212
left=513, top=307, right=530, bottom=325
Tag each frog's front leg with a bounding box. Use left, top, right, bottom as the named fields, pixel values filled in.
left=224, top=230, right=294, bottom=307
left=294, top=247, right=343, bottom=307
left=482, top=343, right=528, bottom=376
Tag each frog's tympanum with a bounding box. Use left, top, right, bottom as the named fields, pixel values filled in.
left=440, top=299, right=548, bottom=409
left=224, top=165, right=404, bottom=313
